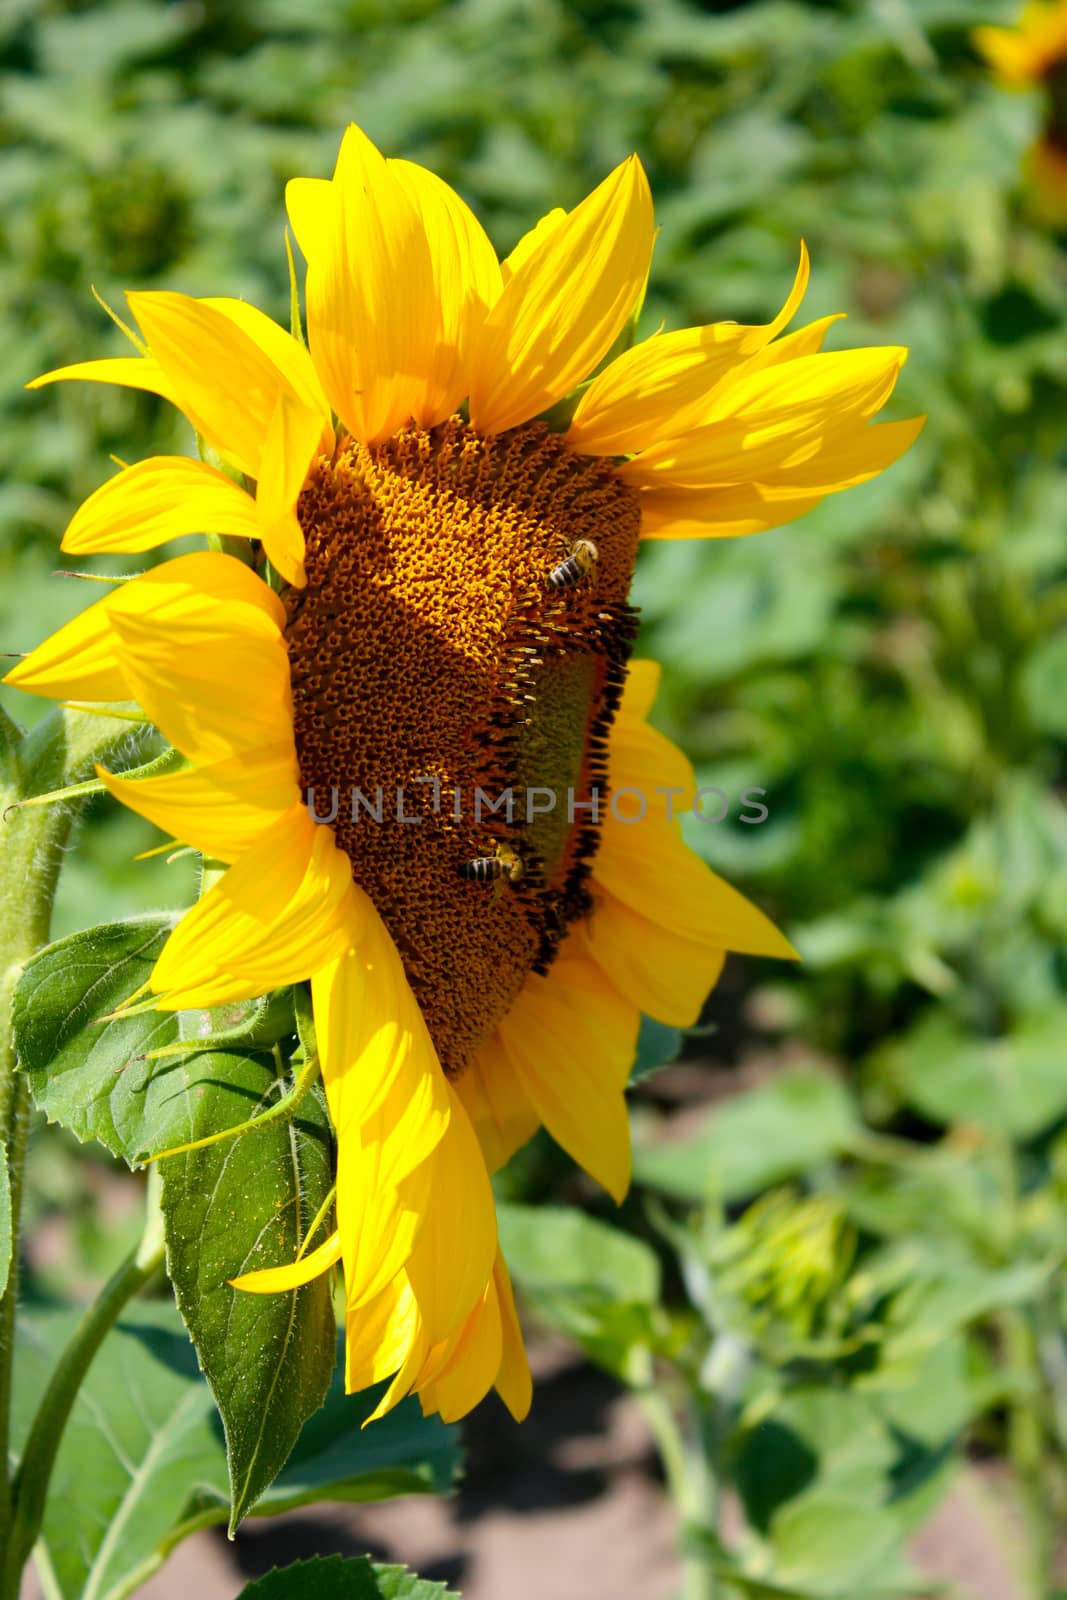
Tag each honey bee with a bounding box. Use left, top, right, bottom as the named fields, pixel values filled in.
left=547, top=538, right=598, bottom=590
left=461, top=842, right=525, bottom=884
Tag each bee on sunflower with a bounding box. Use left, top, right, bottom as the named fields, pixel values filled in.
left=976, top=2, right=1067, bottom=221
left=6, top=125, right=922, bottom=1425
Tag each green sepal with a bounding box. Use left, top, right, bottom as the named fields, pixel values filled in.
left=0, top=701, right=24, bottom=782
left=286, top=226, right=307, bottom=348
left=2, top=739, right=181, bottom=818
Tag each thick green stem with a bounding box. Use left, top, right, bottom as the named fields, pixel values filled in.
left=0, top=747, right=77, bottom=1555
left=1003, top=1306, right=1054, bottom=1598
left=0, top=706, right=152, bottom=1578
left=636, top=1387, right=718, bottom=1600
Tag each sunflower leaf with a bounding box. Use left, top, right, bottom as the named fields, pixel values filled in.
left=11, top=1306, right=459, bottom=1600
left=630, top=1015, right=684, bottom=1084
left=158, top=1044, right=337, bottom=1531
left=11, top=915, right=295, bottom=1159
left=235, top=1557, right=460, bottom=1599
left=498, top=1203, right=664, bottom=1383
left=632, top=1068, right=859, bottom=1203
left=11, top=915, right=338, bottom=1527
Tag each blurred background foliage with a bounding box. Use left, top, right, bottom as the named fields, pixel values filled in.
left=4, top=0, right=1067, bottom=1594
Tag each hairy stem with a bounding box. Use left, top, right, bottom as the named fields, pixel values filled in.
left=0, top=706, right=151, bottom=1586
left=2, top=1210, right=165, bottom=1591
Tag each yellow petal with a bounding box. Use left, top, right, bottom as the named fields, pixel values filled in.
left=344, top=1277, right=421, bottom=1392
left=589, top=654, right=770, bottom=1013
left=126, top=291, right=312, bottom=479
left=637, top=414, right=924, bottom=539
left=103, top=553, right=292, bottom=765
left=739, top=312, right=846, bottom=371
left=27, top=355, right=180, bottom=407
left=419, top=1276, right=502, bottom=1423
left=292, top=124, right=440, bottom=444
left=390, top=158, right=503, bottom=421
left=621, top=346, right=908, bottom=492
left=618, top=657, right=661, bottom=721
left=609, top=717, right=694, bottom=809
left=3, top=589, right=130, bottom=703
left=499, top=207, right=566, bottom=286
left=151, top=805, right=357, bottom=1006
left=62, top=455, right=259, bottom=555
left=453, top=1032, right=539, bottom=1175
left=608, top=661, right=695, bottom=810
left=254, top=388, right=326, bottom=586
left=286, top=176, right=336, bottom=267
left=748, top=414, right=926, bottom=495
left=579, top=890, right=727, bottom=1028
left=501, top=958, right=637, bottom=1201
left=594, top=808, right=797, bottom=960
left=7, top=551, right=291, bottom=750
left=231, top=1228, right=343, bottom=1293
left=468, top=155, right=654, bottom=436
left=340, top=1156, right=433, bottom=1320
left=97, top=743, right=299, bottom=865
left=319, top=906, right=452, bottom=1308
left=638, top=480, right=825, bottom=540
left=365, top=1313, right=432, bottom=1422
left=313, top=903, right=450, bottom=1163
left=402, top=1084, right=497, bottom=1346
left=708, top=343, right=909, bottom=428
left=492, top=1250, right=532, bottom=1421
left=974, top=14, right=1066, bottom=85
left=567, top=243, right=811, bottom=456
left=201, top=295, right=333, bottom=427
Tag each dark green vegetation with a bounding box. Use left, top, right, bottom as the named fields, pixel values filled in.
left=3, top=0, right=1067, bottom=1596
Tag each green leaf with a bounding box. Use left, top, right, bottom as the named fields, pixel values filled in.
left=630, top=1016, right=684, bottom=1084
left=13, top=917, right=338, bottom=1526
left=498, top=1203, right=662, bottom=1382
left=734, top=1387, right=894, bottom=1535
left=12, top=915, right=290, bottom=1160
left=633, top=1070, right=859, bottom=1202
left=1022, top=630, right=1067, bottom=738
left=236, top=1556, right=459, bottom=1599
left=882, top=1254, right=1051, bottom=1355
left=13, top=1301, right=224, bottom=1600
left=498, top=1203, right=660, bottom=1303
left=0, top=1137, right=10, bottom=1298
left=12, top=1305, right=459, bottom=1600
left=253, top=1334, right=459, bottom=1514
left=886, top=1009, right=1067, bottom=1139
left=159, top=1046, right=336, bottom=1529
left=767, top=1494, right=904, bottom=1598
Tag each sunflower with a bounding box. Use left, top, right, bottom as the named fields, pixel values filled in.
left=976, top=3, right=1067, bottom=221
left=975, top=2, right=1067, bottom=87
left=7, top=125, right=921, bottom=1424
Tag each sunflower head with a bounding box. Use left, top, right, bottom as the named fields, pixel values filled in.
left=976, top=3, right=1067, bottom=220
left=286, top=414, right=641, bottom=1076
left=975, top=2, right=1067, bottom=88
left=6, top=123, right=921, bottom=1425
